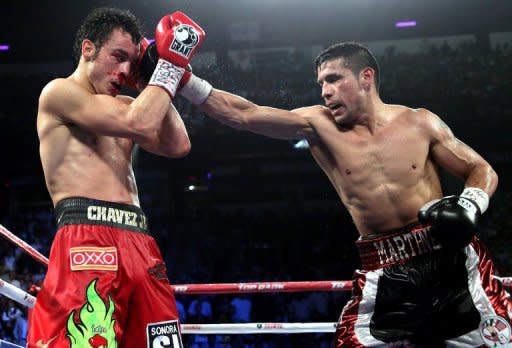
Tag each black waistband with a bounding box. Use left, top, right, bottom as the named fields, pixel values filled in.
left=356, top=222, right=441, bottom=270
left=55, top=197, right=149, bottom=234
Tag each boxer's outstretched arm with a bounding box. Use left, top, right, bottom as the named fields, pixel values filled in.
left=200, top=88, right=317, bottom=140
left=424, top=109, right=498, bottom=196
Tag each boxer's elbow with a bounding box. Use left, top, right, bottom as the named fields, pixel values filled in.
left=173, top=138, right=192, bottom=158
left=468, top=160, right=499, bottom=197
left=488, top=166, right=499, bottom=196
left=222, top=104, right=259, bottom=130
left=126, top=113, right=159, bottom=142
left=229, top=110, right=252, bottom=130
left=207, top=109, right=251, bottom=131
left=144, top=137, right=191, bottom=158
left=162, top=135, right=192, bottom=158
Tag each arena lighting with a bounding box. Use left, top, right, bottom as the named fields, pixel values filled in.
left=395, top=20, right=417, bottom=28
left=185, top=185, right=208, bottom=192
left=0, top=44, right=9, bottom=51
left=293, top=139, right=310, bottom=150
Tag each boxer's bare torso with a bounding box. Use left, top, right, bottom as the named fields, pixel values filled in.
left=38, top=93, right=139, bottom=207
left=37, top=27, right=191, bottom=208
left=200, top=57, right=494, bottom=238
left=300, top=104, right=442, bottom=236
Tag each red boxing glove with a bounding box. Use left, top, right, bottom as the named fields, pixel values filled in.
left=148, top=11, right=205, bottom=97
left=155, top=11, right=205, bottom=67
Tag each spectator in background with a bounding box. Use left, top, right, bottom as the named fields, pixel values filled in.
left=12, top=307, right=27, bottom=346
left=230, top=295, right=252, bottom=323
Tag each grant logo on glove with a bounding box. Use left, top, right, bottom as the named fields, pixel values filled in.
left=150, top=11, right=206, bottom=97
left=170, top=24, right=200, bottom=57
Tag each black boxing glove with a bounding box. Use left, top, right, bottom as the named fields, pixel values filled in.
left=138, top=41, right=159, bottom=85
left=126, top=38, right=157, bottom=90
left=418, top=187, right=489, bottom=249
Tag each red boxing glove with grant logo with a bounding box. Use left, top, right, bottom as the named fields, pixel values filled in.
left=148, top=11, right=205, bottom=97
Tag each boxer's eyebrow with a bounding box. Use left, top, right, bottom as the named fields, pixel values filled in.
left=112, top=48, right=130, bottom=61
left=317, top=73, right=342, bottom=85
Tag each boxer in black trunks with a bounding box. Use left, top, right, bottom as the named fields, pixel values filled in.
left=174, top=41, right=512, bottom=346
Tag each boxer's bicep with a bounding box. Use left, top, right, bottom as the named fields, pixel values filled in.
left=243, top=106, right=315, bottom=140
left=429, top=113, right=488, bottom=181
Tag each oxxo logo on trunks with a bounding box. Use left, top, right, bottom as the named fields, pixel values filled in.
left=147, top=320, right=183, bottom=348
left=70, top=246, right=118, bottom=271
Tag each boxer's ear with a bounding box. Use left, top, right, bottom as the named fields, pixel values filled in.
left=82, top=40, right=96, bottom=61
left=360, top=67, right=374, bottom=91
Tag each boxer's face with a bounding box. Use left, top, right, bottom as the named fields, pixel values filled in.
left=85, top=28, right=138, bottom=96
left=317, top=58, right=366, bottom=125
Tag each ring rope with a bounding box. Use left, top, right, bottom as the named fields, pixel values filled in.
left=173, top=280, right=353, bottom=294
left=0, top=278, right=336, bottom=334
left=0, top=278, right=36, bottom=308
left=2, top=274, right=511, bottom=335
left=0, top=224, right=49, bottom=266
left=0, top=340, right=23, bottom=348
left=1, top=224, right=512, bottom=291
left=181, top=322, right=336, bottom=334
left=2, top=223, right=510, bottom=338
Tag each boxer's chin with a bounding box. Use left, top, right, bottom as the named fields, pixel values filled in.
left=333, top=109, right=349, bottom=124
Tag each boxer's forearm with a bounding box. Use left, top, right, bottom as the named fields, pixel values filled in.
left=464, top=162, right=498, bottom=197
left=139, top=103, right=191, bottom=157
left=201, top=89, right=312, bottom=140
left=201, top=89, right=257, bottom=130
left=179, top=74, right=314, bottom=139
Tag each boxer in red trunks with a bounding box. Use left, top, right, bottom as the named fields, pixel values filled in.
left=28, top=7, right=205, bottom=347
left=174, top=42, right=512, bottom=346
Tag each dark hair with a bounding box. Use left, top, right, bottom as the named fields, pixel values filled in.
left=73, top=7, right=144, bottom=64
left=314, top=42, right=380, bottom=91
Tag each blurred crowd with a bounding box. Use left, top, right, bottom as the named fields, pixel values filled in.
left=1, top=39, right=511, bottom=346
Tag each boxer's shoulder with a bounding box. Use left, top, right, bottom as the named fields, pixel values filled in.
left=39, top=77, right=91, bottom=111
left=39, top=78, right=70, bottom=101
left=292, top=104, right=330, bottom=120
left=384, top=104, right=437, bottom=129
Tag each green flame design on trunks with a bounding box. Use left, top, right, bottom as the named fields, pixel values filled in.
left=66, top=279, right=118, bottom=347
